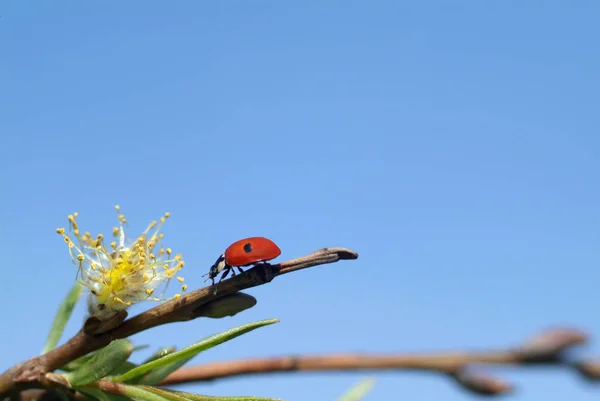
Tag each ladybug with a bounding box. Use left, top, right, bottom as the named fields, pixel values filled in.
left=204, top=236, right=282, bottom=286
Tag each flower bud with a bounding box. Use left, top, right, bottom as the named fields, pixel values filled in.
left=517, top=327, right=588, bottom=363
left=194, top=292, right=257, bottom=319
left=453, top=369, right=513, bottom=396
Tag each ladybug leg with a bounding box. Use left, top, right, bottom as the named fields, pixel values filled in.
left=221, top=267, right=232, bottom=281
left=235, top=266, right=245, bottom=275
left=213, top=267, right=232, bottom=295
left=216, top=268, right=232, bottom=285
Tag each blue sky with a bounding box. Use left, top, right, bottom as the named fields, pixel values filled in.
left=1, top=1, right=599, bottom=400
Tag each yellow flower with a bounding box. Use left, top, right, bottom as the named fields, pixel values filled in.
left=57, top=206, right=187, bottom=320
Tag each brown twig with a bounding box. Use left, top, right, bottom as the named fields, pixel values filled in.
left=95, top=381, right=124, bottom=397
left=0, top=247, right=358, bottom=398
left=155, top=327, right=591, bottom=396
left=158, top=352, right=518, bottom=383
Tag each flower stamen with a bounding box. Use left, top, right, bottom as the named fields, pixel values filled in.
left=57, top=206, right=186, bottom=320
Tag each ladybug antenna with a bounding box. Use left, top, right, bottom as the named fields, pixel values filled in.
left=202, top=253, right=226, bottom=288
left=202, top=268, right=214, bottom=281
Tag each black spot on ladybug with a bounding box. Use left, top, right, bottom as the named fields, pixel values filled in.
left=243, top=242, right=253, bottom=253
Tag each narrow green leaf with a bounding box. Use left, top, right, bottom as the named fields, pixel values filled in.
left=117, top=348, right=177, bottom=385
left=55, top=389, right=70, bottom=401
left=111, top=361, right=139, bottom=376
left=41, top=282, right=84, bottom=354
left=81, top=387, right=130, bottom=401
left=136, top=355, right=193, bottom=385
left=142, top=347, right=177, bottom=364
left=94, top=384, right=283, bottom=401
left=120, top=347, right=178, bottom=384
left=63, top=339, right=134, bottom=387
left=146, top=386, right=285, bottom=401
left=118, top=384, right=189, bottom=401
left=336, top=378, right=375, bottom=401
left=63, top=345, right=147, bottom=372
left=61, top=351, right=99, bottom=372
left=112, top=318, right=279, bottom=383
left=78, top=387, right=115, bottom=401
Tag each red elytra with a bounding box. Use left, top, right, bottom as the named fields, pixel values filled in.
left=224, top=236, right=282, bottom=267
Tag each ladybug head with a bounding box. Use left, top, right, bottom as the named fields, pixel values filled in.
left=204, top=253, right=227, bottom=281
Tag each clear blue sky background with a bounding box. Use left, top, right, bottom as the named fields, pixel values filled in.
left=1, top=1, right=599, bottom=401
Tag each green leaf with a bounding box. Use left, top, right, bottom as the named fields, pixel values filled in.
left=41, top=282, right=84, bottom=354
left=112, top=361, right=139, bottom=376
left=136, top=355, right=191, bottom=385
left=112, top=318, right=279, bottom=383
left=77, top=387, right=116, bottom=401
left=336, top=378, right=375, bottom=401
left=138, top=386, right=285, bottom=401
left=142, top=347, right=177, bottom=364
left=55, top=389, right=70, bottom=401
left=63, top=339, right=134, bottom=387
left=118, top=384, right=189, bottom=401
left=123, top=348, right=179, bottom=384
left=63, top=345, right=147, bottom=372
left=61, top=351, right=98, bottom=372
left=106, top=348, right=176, bottom=385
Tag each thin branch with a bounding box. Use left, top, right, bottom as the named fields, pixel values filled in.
left=155, top=327, right=592, bottom=396
left=157, top=352, right=519, bottom=384
left=0, top=248, right=358, bottom=397
left=95, top=381, right=125, bottom=397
